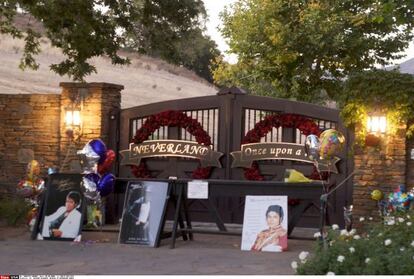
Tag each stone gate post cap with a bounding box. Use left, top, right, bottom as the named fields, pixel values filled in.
left=59, top=82, right=124, bottom=90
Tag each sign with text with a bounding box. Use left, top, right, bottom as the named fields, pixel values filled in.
left=120, top=140, right=223, bottom=168
left=187, top=180, right=209, bottom=199
left=231, top=142, right=339, bottom=173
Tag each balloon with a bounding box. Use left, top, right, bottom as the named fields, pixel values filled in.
left=304, top=134, right=321, bottom=161
left=371, top=189, right=383, bottom=201
left=27, top=160, right=41, bottom=182
left=97, top=149, right=116, bottom=175
left=82, top=173, right=101, bottom=202
left=89, top=139, right=107, bottom=164
left=387, top=185, right=413, bottom=211
left=16, top=185, right=34, bottom=198
left=319, top=129, right=345, bottom=160
left=97, top=173, right=115, bottom=197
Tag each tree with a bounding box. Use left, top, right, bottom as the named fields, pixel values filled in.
left=1, top=0, right=220, bottom=82
left=125, top=0, right=220, bottom=82
left=1, top=0, right=138, bottom=81
left=213, top=0, right=414, bottom=104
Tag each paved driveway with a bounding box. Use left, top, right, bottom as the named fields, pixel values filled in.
left=0, top=226, right=316, bottom=275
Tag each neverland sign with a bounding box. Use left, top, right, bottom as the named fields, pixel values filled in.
left=120, top=140, right=223, bottom=168
left=231, top=142, right=340, bottom=173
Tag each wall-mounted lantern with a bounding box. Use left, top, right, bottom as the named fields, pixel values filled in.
left=367, top=115, right=387, bottom=134
left=65, top=108, right=81, bottom=127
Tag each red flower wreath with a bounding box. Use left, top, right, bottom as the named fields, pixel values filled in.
left=130, top=110, right=212, bottom=179
left=242, top=113, right=323, bottom=181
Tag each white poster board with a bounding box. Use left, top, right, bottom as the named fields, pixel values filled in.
left=241, top=196, right=288, bottom=252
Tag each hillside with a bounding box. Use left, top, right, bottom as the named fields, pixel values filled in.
left=0, top=33, right=217, bottom=109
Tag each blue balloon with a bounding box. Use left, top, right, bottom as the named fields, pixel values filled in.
left=89, top=139, right=107, bottom=164
left=85, top=173, right=100, bottom=184
left=97, top=173, right=115, bottom=197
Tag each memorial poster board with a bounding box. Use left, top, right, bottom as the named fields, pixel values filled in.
left=38, top=173, right=85, bottom=241
left=241, top=196, right=288, bottom=252
left=119, top=181, right=169, bottom=246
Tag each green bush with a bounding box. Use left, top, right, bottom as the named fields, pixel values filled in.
left=0, top=196, right=32, bottom=226
left=293, top=213, right=414, bottom=275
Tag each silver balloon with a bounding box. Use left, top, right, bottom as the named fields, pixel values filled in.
left=82, top=176, right=101, bottom=203
left=305, top=134, right=321, bottom=161
left=77, top=143, right=100, bottom=174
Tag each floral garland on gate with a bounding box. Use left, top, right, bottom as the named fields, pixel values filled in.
left=242, top=113, right=323, bottom=181
left=130, top=110, right=212, bottom=179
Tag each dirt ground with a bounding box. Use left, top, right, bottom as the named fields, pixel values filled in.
left=0, top=225, right=317, bottom=275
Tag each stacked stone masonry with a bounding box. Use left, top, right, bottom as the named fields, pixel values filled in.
left=0, top=83, right=123, bottom=192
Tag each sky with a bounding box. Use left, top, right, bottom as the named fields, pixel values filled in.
left=202, top=0, right=414, bottom=66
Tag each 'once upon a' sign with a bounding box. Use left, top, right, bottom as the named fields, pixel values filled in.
left=120, top=140, right=223, bottom=168
left=231, top=142, right=339, bottom=173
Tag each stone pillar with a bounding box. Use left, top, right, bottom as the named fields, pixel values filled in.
left=353, top=124, right=407, bottom=224
left=59, top=83, right=123, bottom=172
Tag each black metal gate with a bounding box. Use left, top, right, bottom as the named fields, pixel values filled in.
left=110, top=87, right=354, bottom=227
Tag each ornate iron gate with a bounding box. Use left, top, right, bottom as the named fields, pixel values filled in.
left=113, top=87, right=354, bottom=227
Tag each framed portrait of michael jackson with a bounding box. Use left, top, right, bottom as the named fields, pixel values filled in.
left=241, top=196, right=288, bottom=252
left=37, top=173, right=85, bottom=241
left=119, top=181, right=170, bottom=247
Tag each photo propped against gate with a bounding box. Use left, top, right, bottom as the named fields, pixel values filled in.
left=115, top=87, right=353, bottom=230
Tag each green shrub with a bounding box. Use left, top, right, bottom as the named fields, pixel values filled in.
left=0, top=196, right=32, bottom=226
left=293, top=213, right=414, bottom=275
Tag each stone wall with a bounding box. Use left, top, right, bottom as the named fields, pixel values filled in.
left=59, top=83, right=123, bottom=172
left=353, top=125, right=407, bottom=223
left=406, top=134, right=414, bottom=190
left=0, top=83, right=123, bottom=192
left=0, top=94, right=61, bottom=190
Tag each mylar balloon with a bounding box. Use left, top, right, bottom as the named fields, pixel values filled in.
left=82, top=173, right=100, bottom=202
left=97, top=173, right=115, bottom=197
left=371, top=189, right=383, bottom=201
left=305, top=134, right=321, bottom=161
left=319, top=129, right=345, bottom=160
left=27, top=160, right=41, bottom=182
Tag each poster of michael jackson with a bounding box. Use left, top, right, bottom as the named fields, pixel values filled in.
left=39, top=173, right=85, bottom=241
left=119, top=181, right=169, bottom=246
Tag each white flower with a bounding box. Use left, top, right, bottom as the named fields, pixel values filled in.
left=337, top=255, right=345, bottom=263
left=378, top=233, right=383, bottom=237
left=329, top=241, right=335, bottom=247
left=353, top=235, right=361, bottom=240
left=349, top=229, right=356, bottom=235
left=299, top=251, right=309, bottom=261
left=291, top=261, right=298, bottom=270
left=326, top=272, right=335, bottom=275
left=407, top=215, right=411, bottom=219
left=365, top=258, right=371, bottom=264
left=407, top=222, right=412, bottom=226
left=359, top=217, right=365, bottom=222
left=387, top=219, right=395, bottom=226
left=411, top=241, right=414, bottom=247
left=384, top=239, right=392, bottom=246
left=398, top=217, right=405, bottom=223
left=369, top=217, right=373, bottom=221
left=314, top=232, right=322, bottom=238
left=400, top=247, right=405, bottom=251
left=349, top=247, right=355, bottom=253
left=340, top=229, right=348, bottom=236
left=332, top=224, right=339, bottom=230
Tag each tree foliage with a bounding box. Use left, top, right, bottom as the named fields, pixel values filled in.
left=338, top=69, right=414, bottom=144
left=125, top=0, right=220, bottom=82
left=213, top=0, right=414, bottom=103
left=1, top=0, right=137, bottom=81
left=0, top=0, right=220, bottom=82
